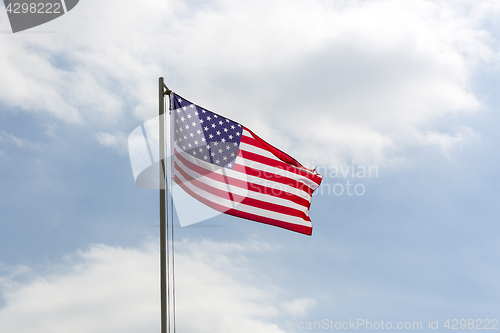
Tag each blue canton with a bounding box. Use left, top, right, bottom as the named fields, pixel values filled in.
left=171, top=93, right=242, bottom=170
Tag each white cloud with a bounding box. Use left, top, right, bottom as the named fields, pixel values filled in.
left=96, top=131, right=128, bottom=155
left=282, top=298, right=316, bottom=317
left=0, top=239, right=310, bottom=333
left=0, top=131, right=26, bottom=148
left=0, top=0, right=499, bottom=165
left=0, top=130, right=37, bottom=149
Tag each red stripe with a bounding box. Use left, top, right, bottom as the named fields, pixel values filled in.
left=243, top=127, right=321, bottom=177
left=238, top=143, right=323, bottom=186
left=175, top=162, right=310, bottom=220
left=232, top=162, right=315, bottom=196
left=174, top=175, right=313, bottom=236
left=175, top=147, right=314, bottom=198
left=175, top=149, right=310, bottom=207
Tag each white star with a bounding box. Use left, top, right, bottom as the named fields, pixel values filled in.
left=236, top=132, right=240, bottom=136
left=201, top=137, right=206, bottom=142
left=206, top=144, right=210, bottom=149
left=211, top=152, right=215, bottom=157
left=207, top=116, right=211, bottom=121
left=197, top=130, right=201, bottom=135
left=209, top=134, right=213, bottom=139
left=218, top=149, right=223, bottom=153
left=177, top=98, right=182, bottom=103
left=182, top=145, right=186, bottom=150
left=226, top=145, right=230, bottom=150
left=233, top=142, right=238, bottom=146
left=187, top=114, right=192, bottom=119
left=230, top=152, right=235, bottom=157
left=221, top=138, right=226, bottom=143
left=200, top=119, right=204, bottom=124
left=226, top=119, right=230, bottom=123
left=213, top=141, right=218, bottom=146
left=215, top=159, right=220, bottom=164
left=180, top=117, right=185, bottom=122
left=229, top=135, right=233, bottom=139
left=183, top=135, right=187, bottom=140
left=179, top=127, right=183, bottom=132
left=213, top=115, right=218, bottom=118
left=223, top=156, right=227, bottom=161
left=238, top=124, right=241, bottom=127
left=190, top=133, right=194, bottom=137
left=219, top=121, right=223, bottom=125
left=216, top=131, right=221, bottom=135
left=190, top=104, right=195, bottom=108
left=204, top=155, right=208, bottom=160
left=194, top=140, right=199, bottom=145
left=223, top=128, right=228, bottom=132
left=192, top=122, right=196, bottom=126
left=185, top=125, right=190, bottom=129
left=188, top=143, right=192, bottom=148
left=227, top=163, right=232, bottom=168
left=199, top=147, right=203, bottom=152
left=204, top=127, right=208, bottom=131
left=194, top=111, right=199, bottom=116
left=212, top=124, right=216, bottom=128
left=193, top=151, right=197, bottom=155
left=183, top=106, right=187, bottom=111
left=231, top=125, right=235, bottom=129
left=202, top=110, right=206, bottom=113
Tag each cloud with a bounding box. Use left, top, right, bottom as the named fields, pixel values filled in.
left=0, top=0, right=499, bottom=164
left=282, top=298, right=316, bottom=317
left=0, top=239, right=310, bottom=333
left=0, top=130, right=38, bottom=150
left=96, top=131, right=128, bottom=155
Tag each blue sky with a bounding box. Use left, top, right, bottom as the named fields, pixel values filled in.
left=1, top=0, right=500, bottom=332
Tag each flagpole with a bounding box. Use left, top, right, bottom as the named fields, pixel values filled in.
left=159, top=77, right=173, bottom=333
left=159, top=77, right=167, bottom=333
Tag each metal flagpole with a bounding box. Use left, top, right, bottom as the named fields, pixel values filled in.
left=159, top=77, right=172, bottom=333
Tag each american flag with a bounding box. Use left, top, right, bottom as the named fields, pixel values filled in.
left=170, top=93, right=322, bottom=235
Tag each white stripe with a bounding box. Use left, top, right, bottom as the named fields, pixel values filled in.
left=239, top=133, right=321, bottom=190
left=175, top=145, right=312, bottom=201
left=242, top=130, right=321, bottom=180
left=176, top=171, right=312, bottom=227
left=236, top=152, right=320, bottom=191
left=174, top=156, right=309, bottom=213
left=240, top=131, right=281, bottom=161
left=174, top=144, right=312, bottom=198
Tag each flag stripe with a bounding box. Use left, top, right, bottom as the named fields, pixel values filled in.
left=175, top=145, right=314, bottom=199
left=242, top=127, right=313, bottom=173
left=240, top=132, right=322, bottom=185
left=174, top=174, right=313, bottom=235
left=232, top=163, right=316, bottom=196
left=236, top=149, right=320, bottom=191
left=174, top=162, right=310, bottom=220
left=174, top=152, right=308, bottom=210
left=174, top=171, right=312, bottom=226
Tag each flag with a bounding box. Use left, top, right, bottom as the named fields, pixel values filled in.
left=170, top=93, right=322, bottom=235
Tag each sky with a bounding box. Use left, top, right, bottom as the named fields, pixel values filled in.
left=1, top=0, right=500, bottom=332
